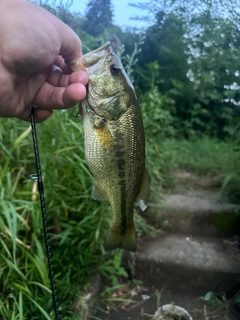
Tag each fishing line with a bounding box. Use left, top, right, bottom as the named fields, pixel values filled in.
left=82, top=43, right=91, bottom=52
left=29, top=106, right=61, bottom=320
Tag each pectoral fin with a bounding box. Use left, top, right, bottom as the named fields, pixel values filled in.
left=136, top=168, right=149, bottom=211
left=92, top=181, right=107, bottom=201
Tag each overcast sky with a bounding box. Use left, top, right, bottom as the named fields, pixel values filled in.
left=70, top=0, right=149, bottom=30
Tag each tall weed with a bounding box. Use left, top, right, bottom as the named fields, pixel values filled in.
left=0, top=112, right=119, bottom=318
left=220, top=124, right=240, bottom=203
left=0, top=107, right=162, bottom=318
left=140, top=87, right=175, bottom=196
left=165, top=136, right=237, bottom=176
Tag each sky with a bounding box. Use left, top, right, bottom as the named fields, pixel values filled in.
left=69, top=0, right=149, bottom=30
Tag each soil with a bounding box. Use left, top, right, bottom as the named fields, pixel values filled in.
left=93, top=282, right=240, bottom=320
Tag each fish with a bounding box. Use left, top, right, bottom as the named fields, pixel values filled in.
left=70, top=42, right=149, bottom=252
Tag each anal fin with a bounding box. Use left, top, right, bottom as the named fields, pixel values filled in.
left=136, top=168, right=149, bottom=211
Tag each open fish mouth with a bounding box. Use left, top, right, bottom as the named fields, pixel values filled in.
left=70, top=42, right=111, bottom=72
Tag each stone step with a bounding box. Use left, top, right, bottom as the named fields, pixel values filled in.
left=131, top=233, right=240, bottom=296
left=150, top=190, right=240, bottom=237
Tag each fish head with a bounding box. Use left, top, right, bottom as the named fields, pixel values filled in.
left=71, top=42, right=137, bottom=121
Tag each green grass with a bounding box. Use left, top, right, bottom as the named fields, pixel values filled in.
left=0, top=110, right=159, bottom=319
left=162, top=136, right=240, bottom=204
left=0, top=112, right=117, bottom=319
left=1, top=108, right=238, bottom=319
left=165, top=136, right=238, bottom=176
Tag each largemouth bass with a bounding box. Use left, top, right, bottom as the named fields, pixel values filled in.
left=70, top=42, right=149, bottom=252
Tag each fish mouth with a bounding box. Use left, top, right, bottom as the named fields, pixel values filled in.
left=79, top=42, right=121, bottom=120
left=82, top=42, right=111, bottom=68
left=69, top=42, right=111, bottom=72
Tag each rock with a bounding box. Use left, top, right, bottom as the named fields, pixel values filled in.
left=151, top=190, right=240, bottom=237
left=134, top=233, right=240, bottom=295
left=154, top=304, right=193, bottom=320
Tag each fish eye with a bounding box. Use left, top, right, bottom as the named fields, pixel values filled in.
left=110, top=64, right=120, bottom=75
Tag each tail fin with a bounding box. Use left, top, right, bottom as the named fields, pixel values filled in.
left=104, top=225, right=136, bottom=252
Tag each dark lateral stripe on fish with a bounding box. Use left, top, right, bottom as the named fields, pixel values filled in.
left=114, top=129, right=128, bottom=233
left=118, top=179, right=127, bottom=234
left=115, top=150, right=125, bottom=157
left=117, top=159, right=125, bottom=171
left=115, top=136, right=127, bottom=233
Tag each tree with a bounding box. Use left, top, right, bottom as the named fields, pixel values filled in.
left=82, top=0, right=114, bottom=36
left=131, top=0, right=240, bottom=137
left=137, top=12, right=189, bottom=93
left=130, top=0, right=240, bottom=30
left=184, top=13, right=240, bottom=137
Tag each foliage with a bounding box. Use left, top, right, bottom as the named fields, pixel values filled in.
left=0, top=105, right=164, bottom=318
left=3, top=0, right=240, bottom=317
left=130, top=0, right=240, bottom=28
left=121, top=36, right=145, bottom=84
left=37, top=0, right=240, bottom=139
left=139, top=86, right=176, bottom=198
left=137, top=12, right=189, bottom=93
left=165, top=136, right=238, bottom=176
left=220, top=124, right=240, bottom=203
left=0, top=7, right=170, bottom=317
left=202, top=291, right=225, bottom=308
left=202, top=290, right=240, bottom=312
left=129, top=1, right=240, bottom=138
left=184, top=14, right=240, bottom=138
left=82, top=0, right=113, bottom=36
left=140, top=86, right=175, bottom=141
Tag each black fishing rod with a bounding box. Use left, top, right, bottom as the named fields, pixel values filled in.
left=29, top=106, right=61, bottom=320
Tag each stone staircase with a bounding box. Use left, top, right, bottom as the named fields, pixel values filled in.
left=95, top=172, right=240, bottom=320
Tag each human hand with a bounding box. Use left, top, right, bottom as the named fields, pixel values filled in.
left=0, top=0, right=88, bottom=122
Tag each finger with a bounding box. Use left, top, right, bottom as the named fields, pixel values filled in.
left=34, top=109, right=53, bottom=123
left=33, top=82, right=87, bottom=109
left=54, top=55, right=70, bottom=74
left=15, top=105, right=53, bottom=123
left=46, top=66, right=89, bottom=88
left=68, top=70, right=89, bottom=86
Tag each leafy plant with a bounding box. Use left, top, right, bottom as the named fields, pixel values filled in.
left=202, top=289, right=240, bottom=317
left=166, top=136, right=237, bottom=177
left=0, top=113, right=113, bottom=318
left=220, top=124, right=240, bottom=204
left=202, top=291, right=226, bottom=309
left=0, top=107, right=163, bottom=319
